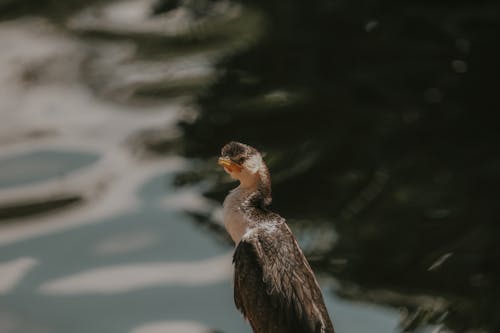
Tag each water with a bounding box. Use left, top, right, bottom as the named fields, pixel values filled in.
left=1, top=0, right=499, bottom=332
left=0, top=150, right=99, bottom=189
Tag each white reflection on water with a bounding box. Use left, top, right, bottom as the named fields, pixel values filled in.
left=0, top=258, right=38, bottom=294
left=0, top=159, right=184, bottom=246
left=162, top=190, right=218, bottom=215
left=93, top=231, right=159, bottom=255
left=39, top=253, right=232, bottom=295
left=130, top=320, right=212, bottom=333
left=68, top=0, right=243, bottom=36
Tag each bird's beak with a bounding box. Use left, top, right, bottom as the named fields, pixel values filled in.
left=218, top=157, right=242, bottom=173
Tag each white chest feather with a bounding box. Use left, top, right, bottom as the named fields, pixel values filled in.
left=223, top=187, right=250, bottom=244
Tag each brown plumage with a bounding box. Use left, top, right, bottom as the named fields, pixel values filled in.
left=218, top=142, right=335, bottom=333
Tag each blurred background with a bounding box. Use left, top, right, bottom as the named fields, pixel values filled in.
left=0, top=0, right=499, bottom=332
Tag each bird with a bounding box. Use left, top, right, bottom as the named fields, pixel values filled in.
left=218, top=141, right=335, bottom=333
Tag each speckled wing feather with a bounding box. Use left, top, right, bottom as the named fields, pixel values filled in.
left=233, top=217, right=335, bottom=333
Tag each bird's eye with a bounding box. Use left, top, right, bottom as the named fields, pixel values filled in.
left=234, top=157, right=245, bottom=164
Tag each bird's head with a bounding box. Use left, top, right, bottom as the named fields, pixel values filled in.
left=218, top=141, right=268, bottom=189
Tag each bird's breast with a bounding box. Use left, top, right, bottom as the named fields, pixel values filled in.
left=223, top=188, right=250, bottom=244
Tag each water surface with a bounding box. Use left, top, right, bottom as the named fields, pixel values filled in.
left=0, top=0, right=499, bottom=332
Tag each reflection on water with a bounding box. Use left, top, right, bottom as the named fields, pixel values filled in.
left=39, top=254, right=232, bottom=295
left=0, top=257, right=38, bottom=294
left=0, top=0, right=498, bottom=332
left=0, top=1, right=257, bottom=332
left=130, top=321, right=215, bottom=333
left=174, top=1, right=500, bottom=332
left=0, top=150, right=99, bottom=189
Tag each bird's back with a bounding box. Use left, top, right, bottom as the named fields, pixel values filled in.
left=233, top=219, right=335, bottom=333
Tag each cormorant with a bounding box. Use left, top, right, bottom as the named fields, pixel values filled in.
left=218, top=141, right=335, bottom=333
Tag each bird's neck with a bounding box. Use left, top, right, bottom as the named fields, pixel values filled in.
left=239, top=165, right=272, bottom=207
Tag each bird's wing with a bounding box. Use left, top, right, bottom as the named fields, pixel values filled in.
left=233, top=220, right=335, bottom=333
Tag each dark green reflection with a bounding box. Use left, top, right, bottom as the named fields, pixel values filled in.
left=172, top=0, right=500, bottom=332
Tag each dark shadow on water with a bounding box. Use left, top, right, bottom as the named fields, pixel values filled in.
left=166, top=0, right=500, bottom=332
left=0, top=0, right=109, bottom=21
left=0, top=196, right=82, bottom=222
